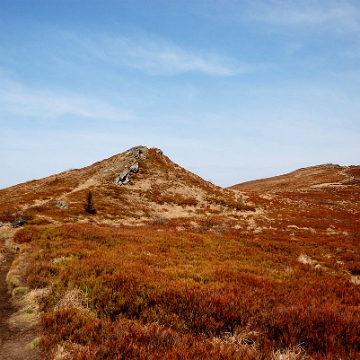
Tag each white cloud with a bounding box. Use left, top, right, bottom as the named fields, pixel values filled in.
left=66, top=32, right=240, bottom=76
left=201, top=0, right=360, bottom=33
left=0, top=79, right=134, bottom=121
left=248, top=0, right=358, bottom=26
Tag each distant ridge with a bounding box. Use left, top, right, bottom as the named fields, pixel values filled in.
left=229, top=164, right=360, bottom=192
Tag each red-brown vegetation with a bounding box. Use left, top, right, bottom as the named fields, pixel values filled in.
left=1, top=148, right=359, bottom=359
left=14, top=215, right=360, bottom=359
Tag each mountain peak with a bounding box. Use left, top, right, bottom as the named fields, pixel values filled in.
left=0, top=146, right=249, bottom=226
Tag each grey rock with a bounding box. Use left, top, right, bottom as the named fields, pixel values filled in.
left=122, top=175, right=130, bottom=185
left=115, top=169, right=130, bottom=185
left=55, top=200, right=68, bottom=209
left=119, top=168, right=130, bottom=179
left=130, top=161, right=139, bottom=173
left=156, top=148, right=163, bottom=155
left=134, top=149, right=146, bottom=160
left=12, top=217, right=25, bottom=228
left=325, top=163, right=341, bottom=169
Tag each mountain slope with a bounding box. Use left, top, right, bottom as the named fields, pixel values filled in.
left=227, top=163, right=360, bottom=242
left=229, top=163, right=360, bottom=192
left=0, top=146, right=248, bottom=225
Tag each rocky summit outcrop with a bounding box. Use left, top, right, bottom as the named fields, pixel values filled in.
left=114, top=146, right=149, bottom=185
left=113, top=146, right=164, bottom=185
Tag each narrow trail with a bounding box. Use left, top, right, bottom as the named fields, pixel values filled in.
left=0, top=231, right=40, bottom=360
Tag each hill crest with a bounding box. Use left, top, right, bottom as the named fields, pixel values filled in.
left=229, top=163, right=360, bottom=192
left=0, top=146, right=249, bottom=226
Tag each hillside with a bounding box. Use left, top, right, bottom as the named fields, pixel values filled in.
left=0, top=149, right=360, bottom=360
left=230, top=163, right=360, bottom=192
left=228, top=163, right=360, bottom=244
left=0, top=146, right=251, bottom=227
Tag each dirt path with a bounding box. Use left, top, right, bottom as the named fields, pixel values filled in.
left=0, top=230, right=41, bottom=360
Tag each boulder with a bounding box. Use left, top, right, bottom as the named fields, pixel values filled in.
left=115, top=169, right=130, bottom=185
left=134, top=149, right=146, bottom=160
left=122, top=174, right=130, bottom=185
left=156, top=148, right=163, bottom=155
left=130, top=161, right=139, bottom=173
left=12, top=217, right=25, bottom=228
left=55, top=200, right=68, bottom=209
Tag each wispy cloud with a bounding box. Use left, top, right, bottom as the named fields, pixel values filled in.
left=65, top=32, right=240, bottom=76
left=0, top=79, right=134, bottom=121
left=201, top=0, right=360, bottom=32
left=248, top=0, right=359, bottom=27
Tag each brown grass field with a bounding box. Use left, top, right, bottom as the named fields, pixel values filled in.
left=0, top=147, right=359, bottom=359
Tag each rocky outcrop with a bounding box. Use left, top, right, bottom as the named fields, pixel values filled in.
left=114, top=146, right=148, bottom=185
left=134, top=148, right=146, bottom=160
left=115, top=169, right=130, bottom=185
left=130, top=161, right=139, bottom=174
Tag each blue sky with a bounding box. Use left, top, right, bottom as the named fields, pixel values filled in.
left=1, top=0, right=359, bottom=189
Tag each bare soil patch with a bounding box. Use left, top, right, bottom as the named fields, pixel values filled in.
left=0, top=230, right=40, bottom=360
